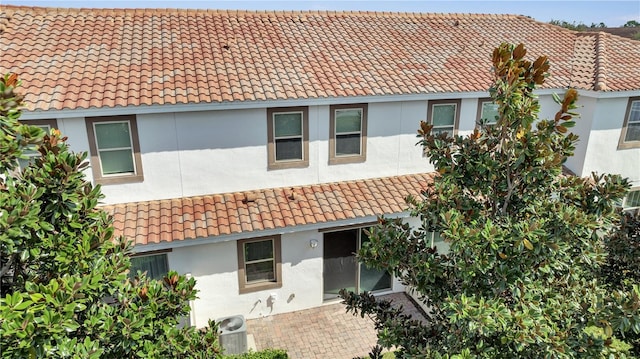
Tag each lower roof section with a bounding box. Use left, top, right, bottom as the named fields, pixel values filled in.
left=102, top=173, right=435, bottom=248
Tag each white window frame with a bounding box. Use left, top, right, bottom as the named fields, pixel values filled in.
left=274, top=111, right=304, bottom=161
left=18, top=119, right=57, bottom=169
left=427, top=99, right=461, bottom=136
left=93, top=121, right=136, bottom=176
left=623, top=188, right=640, bottom=211
left=477, top=98, right=500, bottom=127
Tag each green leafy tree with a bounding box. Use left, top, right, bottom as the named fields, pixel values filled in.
left=0, top=74, right=222, bottom=358
left=602, top=210, right=640, bottom=356
left=341, top=43, right=640, bottom=358
left=549, top=19, right=606, bottom=31
left=623, top=20, right=640, bottom=28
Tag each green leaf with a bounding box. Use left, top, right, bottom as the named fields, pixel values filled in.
left=523, top=238, right=534, bottom=251
left=14, top=299, right=33, bottom=311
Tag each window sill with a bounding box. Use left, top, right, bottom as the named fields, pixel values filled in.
left=328, top=156, right=366, bottom=165
left=617, top=142, right=640, bottom=150
left=94, top=174, right=144, bottom=185
left=268, top=160, right=309, bottom=170
left=239, top=281, right=282, bottom=294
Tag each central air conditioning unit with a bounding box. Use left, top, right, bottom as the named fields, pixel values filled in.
left=217, top=315, right=247, bottom=355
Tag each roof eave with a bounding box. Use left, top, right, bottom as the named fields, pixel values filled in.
left=130, top=212, right=409, bottom=253
left=18, top=88, right=620, bottom=120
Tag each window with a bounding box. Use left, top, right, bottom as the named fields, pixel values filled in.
left=237, top=236, right=282, bottom=294
left=623, top=189, right=640, bottom=210
left=476, top=98, right=499, bottom=127
left=426, top=231, right=449, bottom=254
left=86, top=115, right=143, bottom=184
left=329, top=104, right=368, bottom=164
left=130, top=252, right=169, bottom=281
left=267, top=107, right=309, bottom=170
left=427, top=99, right=460, bottom=135
left=619, top=97, right=640, bottom=149
left=18, top=119, right=57, bottom=169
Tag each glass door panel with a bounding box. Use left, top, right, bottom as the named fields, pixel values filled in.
left=323, top=229, right=357, bottom=300
left=358, top=229, right=391, bottom=292
left=323, top=228, right=392, bottom=300
left=359, top=263, right=392, bottom=292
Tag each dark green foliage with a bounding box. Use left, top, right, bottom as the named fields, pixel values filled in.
left=0, top=74, right=222, bottom=357
left=623, top=20, right=640, bottom=28
left=222, top=348, right=289, bottom=359
left=340, top=44, right=640, bottom=358
left=602, top=210, right=640, bottom=356
left=549, top=19, right=606, bottom=31
left=603, top=211, right=640, bottom=287
left=341, top=289, right=438, bottom=358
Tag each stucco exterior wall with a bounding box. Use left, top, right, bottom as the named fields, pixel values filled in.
left=40, top=93, right=639, bottom=202
left=167, top=228, right=405, bottom=327
left=30, top=92, right=640, bottom=325
left=564, top=96, right=596, bottom=176
left=582, top=97, right=640, bottom=186
left=56, top=100, right=438, bottom=204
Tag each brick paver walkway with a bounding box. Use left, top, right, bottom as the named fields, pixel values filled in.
left=246, top=292, right=427, bottom=359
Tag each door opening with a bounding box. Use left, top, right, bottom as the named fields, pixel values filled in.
left=322, top=228, right=391, bottom=301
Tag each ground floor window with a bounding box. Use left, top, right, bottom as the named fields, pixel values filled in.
left=624, top=189, right=640, bottom=211
left=323, top=228, right=391, bottom=301
left=237, top=235, right=282, bottom=294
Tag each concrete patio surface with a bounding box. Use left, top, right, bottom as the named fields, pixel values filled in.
left=246, top=292, right=427, bottom=359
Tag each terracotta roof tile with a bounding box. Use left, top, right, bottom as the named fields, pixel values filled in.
left=2, top=6, right=639, bottom=113
left=101, top=173, right=434, bottom=247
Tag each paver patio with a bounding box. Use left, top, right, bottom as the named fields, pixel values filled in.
left=246, top=292, right=427, bottom=359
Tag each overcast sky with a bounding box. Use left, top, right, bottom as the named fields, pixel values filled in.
left=2, top=0, right=639, bottom=27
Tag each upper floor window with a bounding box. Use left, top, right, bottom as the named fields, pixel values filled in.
left=86, top=115, right=143, bottom=185
left=329, top=104, right=368, bottom=165
left=130, top=252, right=170, bottom=281
left=267, top=107, right=309, bottom=170
left=426, top=231, right=450, bottom=254
left=476, top=98, right=499, bottom=127
left=237, top=235, right=282, bottom=294
left=18, top=119, right=57, bottom=169
left=618, top=97, right=640, bottom=150
left=428, top=99, right=461, bottom=135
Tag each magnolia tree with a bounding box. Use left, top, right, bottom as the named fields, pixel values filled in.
left=341, top=43, right=640, bottom=358
left=602, top=209, right=640, bottom=357
left=0, top=74, right=221, bottom=358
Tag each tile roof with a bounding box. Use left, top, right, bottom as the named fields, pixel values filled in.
left=1, top=6, right=639, bottom=113
left=101, top=173, right=434, bottom=247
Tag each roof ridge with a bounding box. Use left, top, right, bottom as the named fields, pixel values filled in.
left=593, top=32, right=609, bottom=91
left=581, top=29, right=640, bottom=42
left=1, top=5, right=528, bottom=19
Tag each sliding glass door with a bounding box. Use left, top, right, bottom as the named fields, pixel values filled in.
left=323, top=228, right=391, bottom=300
